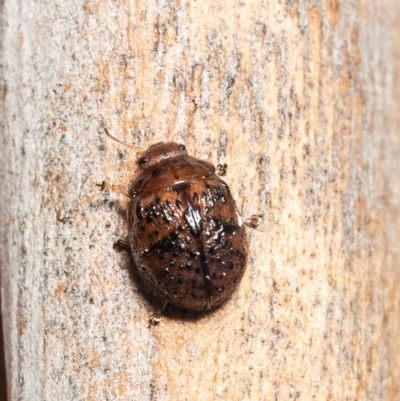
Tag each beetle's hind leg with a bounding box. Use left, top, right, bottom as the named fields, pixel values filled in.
left=149, top=298, right=168, bottom=326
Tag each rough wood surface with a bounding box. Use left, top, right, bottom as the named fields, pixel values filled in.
left=1, top=0, right=400, bottom=400
left=0, top=301, right=7, bottom=401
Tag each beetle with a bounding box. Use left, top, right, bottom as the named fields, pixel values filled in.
left=100, top=139, right=260, bottom=323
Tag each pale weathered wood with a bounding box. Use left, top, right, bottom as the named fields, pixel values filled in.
left=1, top=0, right=400, bottom=400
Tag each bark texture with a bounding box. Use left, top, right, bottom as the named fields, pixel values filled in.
left=1, top=0, right=400, bottom=400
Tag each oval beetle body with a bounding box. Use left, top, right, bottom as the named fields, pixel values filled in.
left=127, top=142, right=247, bottom=312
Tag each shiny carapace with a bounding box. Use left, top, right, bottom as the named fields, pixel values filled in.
left=127, top=142, right=247, bottom=312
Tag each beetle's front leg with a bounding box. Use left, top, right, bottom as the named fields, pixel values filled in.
left=96, top=181, right=131, bottom=199
left=216, top=163, right=228, bottom=176
left=113, top=237, right=130, bottom=252
left=244, top=215, right=262, bottom=228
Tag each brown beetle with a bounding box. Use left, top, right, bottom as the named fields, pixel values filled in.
left=101, top=140, right=259, bottom=321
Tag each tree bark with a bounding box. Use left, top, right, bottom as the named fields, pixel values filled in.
left=1, top=0, right=400, bottom=400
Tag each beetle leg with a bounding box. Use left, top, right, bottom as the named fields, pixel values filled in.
left=206, top=296, right=213, bottom=310
left=96, top=181, right=131, bottom=199
left=244, top=215, right=262, bottom=228
left=239, top=194, right=262, bottom=228
left=113, top=237, right=130, bottom=252
left=149, top=299, right=168, bottom=325
left=216, top=163, right=228, bottom=176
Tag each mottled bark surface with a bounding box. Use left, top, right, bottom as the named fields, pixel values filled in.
left=1, top=0, right=400, bottom=400
left=0, top=303, right=7, bottom=401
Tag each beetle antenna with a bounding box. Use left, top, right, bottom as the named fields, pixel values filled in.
left=99, top=124, right=143, bottom=153
left=171, top=132, right=181, bottom=143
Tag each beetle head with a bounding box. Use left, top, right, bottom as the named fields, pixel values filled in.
left=137, top=142, right=188, bottom=169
